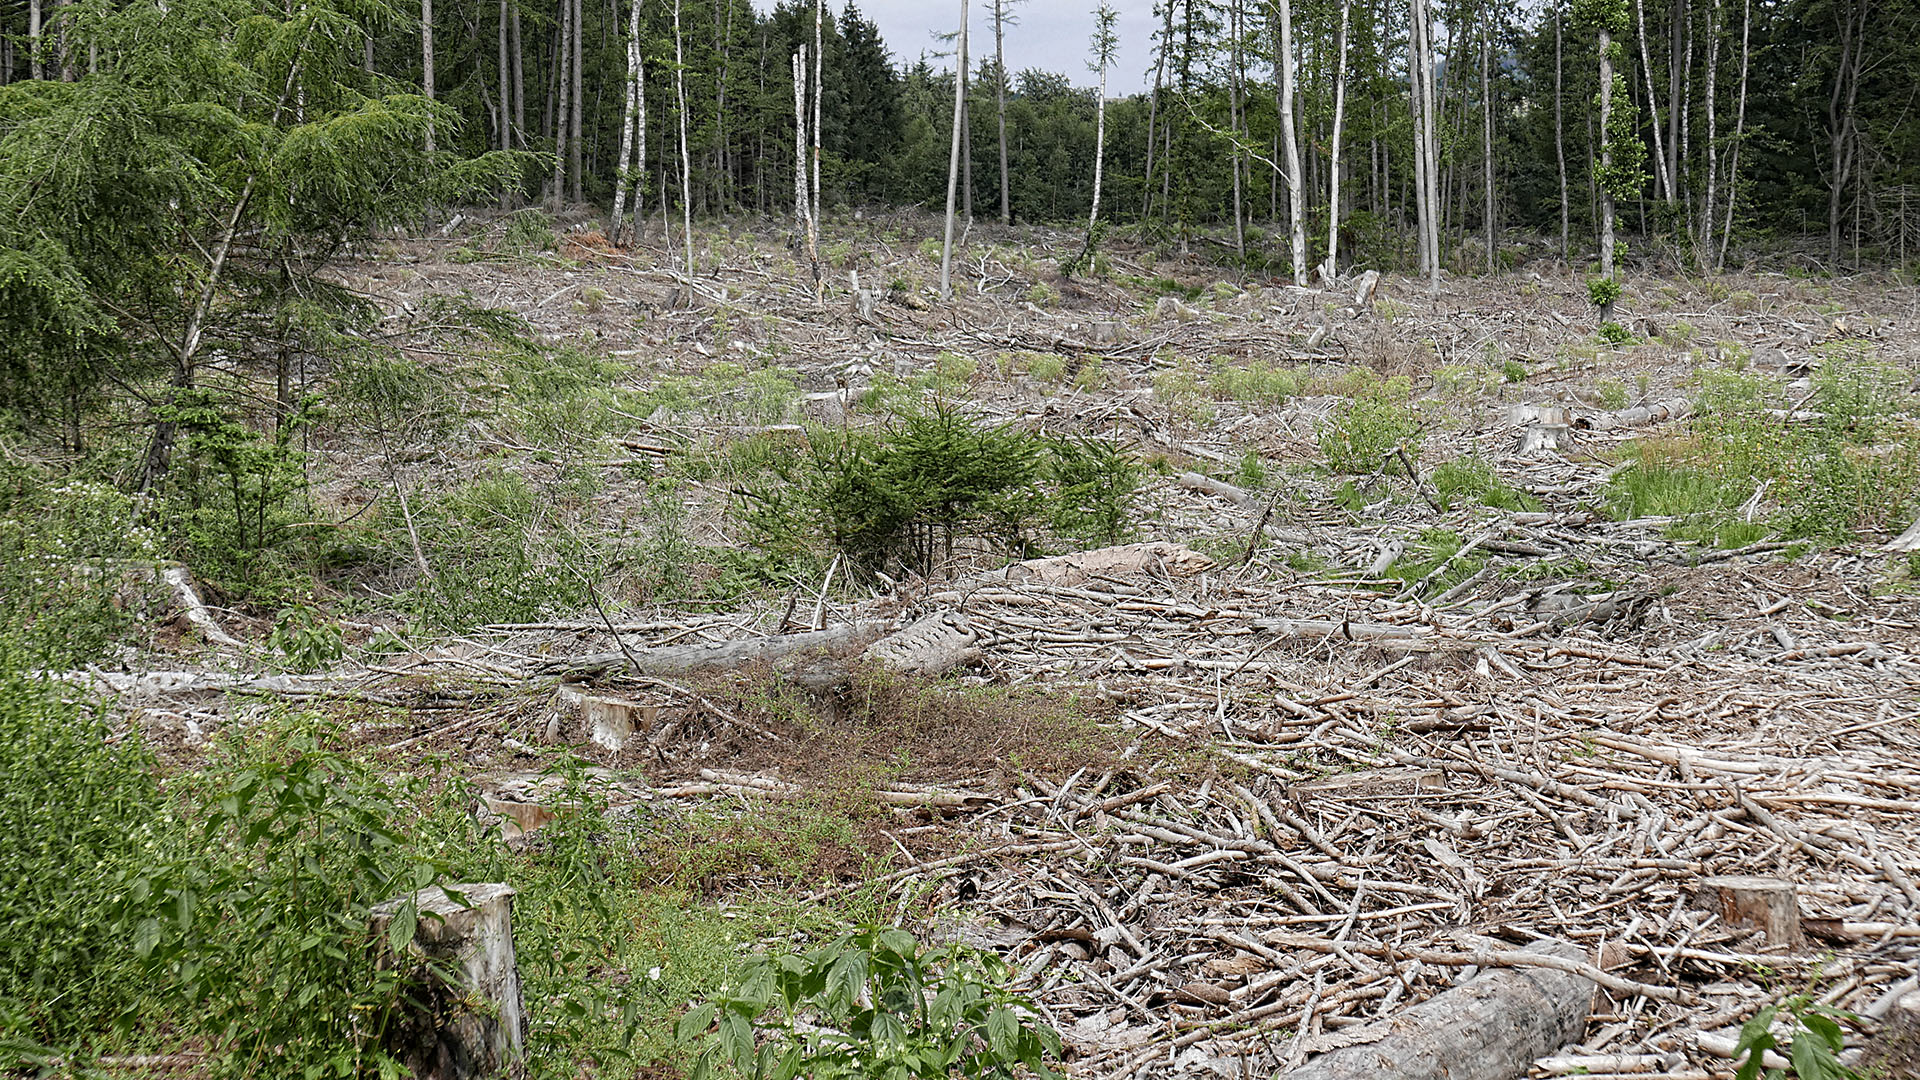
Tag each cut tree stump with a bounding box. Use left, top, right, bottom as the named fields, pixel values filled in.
left=541, top=683, right=660, bottom=751
left=1863, top=990, right=1920, bottom=1079
left=1695, top=875, right=1803, bottom=948
left=1281, top=940, right=1594, bottom=1080
left=372, top=883, right=526, bottom=1080
left=1508, top=405, right=1571, bottom=455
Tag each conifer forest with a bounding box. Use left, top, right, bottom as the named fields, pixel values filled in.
left=6, top=0, right=1920, bottom=1076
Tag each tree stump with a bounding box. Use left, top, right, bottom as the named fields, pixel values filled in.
left=1282, top=940, right=1593, bottom=1080
left=541, top=683, right=659, bottom=751
left=1863, top=990, right=1920, bottom=1079
left=1696, top=875, right=1803, bottom=948
left=372, top=883, right=527, bottom=1080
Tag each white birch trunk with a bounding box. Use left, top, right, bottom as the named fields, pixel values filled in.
left=1277, top=0, right=1306, bottom=286
left=809, top=0, right=823, bottom=291
left=1599, top=27, right=1617, bottom=280
left=1323, top=0, right=1351, bottom=282
left=939, top=0, right=967, bottom=301
left=1555, top=6, right=1569, bottom=263
left=610, top=0, right=641, bottom=241
left=1700, top=0, right=1721, bottom=262
left=1634, top=0, right=1671, bottom=201
left=793, top=48, right=810, bottom=241
left=549, top=0, right=568, bottom=206
left=674, top=0, right=693, bottom=272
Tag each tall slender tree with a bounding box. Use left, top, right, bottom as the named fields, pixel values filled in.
left=991, top=0, right=1022, bottom=225
left=1275, top=0, right=1306, bottom=285
left=674, top=0, right=692, bottom=270
left=1324, top=0, right=1352, bottom=281
left=940, top=0, right=967, bottom=300
left=422, top=0, right=435, bottom=150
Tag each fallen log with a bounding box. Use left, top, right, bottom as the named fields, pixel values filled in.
left=1573, top=397, right=1692, bottom=431
left=543, top=620, right=889, bottom=677
left=1280, top=940, right=1595, bottom=1080
left=859, top=611, right=980, bottom=677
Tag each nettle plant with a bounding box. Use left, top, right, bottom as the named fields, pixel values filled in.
left=677, top=927, right=1062, bottom=1080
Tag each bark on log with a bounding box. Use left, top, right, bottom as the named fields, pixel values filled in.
left=544, top=620, right=889, bottom=677
left=1352, top=269, right=1380, bottom=308
left=1695, top=875, right=1802, bottom=948
left=1862, top=990, right=1920, bottom=1079
left=1573, top=397, right=1692, bottom=431
left=1887, top=515, right=1920, bottom=553
left=858, top=612, right=979, bottom=677
left=1281, top=940, right=1593, bottom=1080
left=162, top=566, right=246, bottom=648
left=372, top=883, right=527, bottom=1080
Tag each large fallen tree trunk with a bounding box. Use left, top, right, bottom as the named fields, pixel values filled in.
left=544, top=620, right=890, bottom=677
left=1281, top=940, right=1594, bottom=1080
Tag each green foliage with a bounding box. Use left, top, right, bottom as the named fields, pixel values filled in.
left=1596, top=321, right=1635, bottom=345
left=740, top=406, right=1139, bottom=578
left=1597, top=378, right=1631, bottom=408
left=1209, top=358, right=1301, bottom=405
left=1049, top=435, right=1142, bottom=546
left=740, top=404, right=1050, bottom=577
left=1503, top=359, right=1530, bottom=384
left=1433, top=458, right=1539, bottom=512
left=1588, top=276, right=1623, bottom=310
left=1605, top=352, right=1920, bottom=546
left=129, top=717, right=445, bottom=1077
left=1732, top=993, right=1858, bottom=1080
left=679, top=927, right=1062, bottom=1080
left=1319, top=375, right=1424, bottom=473
left=0, top=671, right=163, bottom=1047
left=1153, top=363, right=1217, bottom=426
left=159, top=390, right=318, bottom=597
left=0, top=469, right=154, bottom=668
left=268, top=605, right=344, bottom=672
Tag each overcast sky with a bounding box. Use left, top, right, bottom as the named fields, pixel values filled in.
left=760, top=1, right=1164, bottom=96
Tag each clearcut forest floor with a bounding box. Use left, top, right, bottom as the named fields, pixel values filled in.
left=98, top=210, right=1920, bottom=1078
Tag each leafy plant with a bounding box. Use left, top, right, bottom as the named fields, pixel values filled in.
left=1732, top=993, right=1858, bottom=1080
left=678, top=927, right=1062, bottom=1080
left=1596, top=321, right=1634, bottom=345
left=1587, top=276, right=1623, bottom=310
left=1319, top=375, right=1424, bottom=473
left=268, top=605, right=344, bottom=672
left=1048, top=435, right=1141, bottom=546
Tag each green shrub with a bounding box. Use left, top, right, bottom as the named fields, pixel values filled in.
left=1596, top=321, right=1634, bottom=345
left=0, top=471, right=154, bottom=668
left=0, top=671, right=163, bottom=1046
left=1319, top=375, right=1424, bottom=473
left=679, top=927, right=1062, bottom=1080
left=740, top=407, right=1138, bottom=578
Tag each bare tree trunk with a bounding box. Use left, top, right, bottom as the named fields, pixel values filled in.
left=422, top=0, right=436, bottom=151
left=499, top=0, right=512, bottom=152
left=1412, top=0, right=1441, bottom=289
left=674, top=0, right=692, bottom=271
left=1140, top=6, right=1167, bottom=221
left=569, top=0, right=583, bottom=204
left=1480, top=8, right=1494, bottom=273
left=550, top=0, right=569, bottom=205
left=511, top=4, right=525, bottom=147
left=1410, top=0, right=1430, bottom=277
left=793, top=47, right=809, bottom=244
left=961, top=62, right=973, bottom=224
left=610, top=0, right=643, bottom=241
left=1599, top=26, right=1617, bottom=280
left=993, top=0, right=1013, bottom=225
left=1699, top=0, right=1721, bottom=262
left=29, top=0, right=42, bottom=80
left=809, top=0, right=822, bottom=283
left=1717, top=0, right=1748, bottom=267
left=1826, top=0, right=1864, bottom=265
left=1324, top=0, right=1351, bottom=281
left=1277, top=0, right=1306, bottom=285
left=940, top=0, right=968, bottom=301
left=1633, top=0, right=1669, bottom=201
left=1668, top=0, right=1686, bottom=205
left=1229, top=0, right=1245, bottom=261
left=1555, top=5, right=1569, bottom=264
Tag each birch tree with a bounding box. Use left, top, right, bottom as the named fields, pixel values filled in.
left=1273, top=0, right=1306, bottom=285
left=1066, top=0, right=1119, bottom=276
left=422, top=0, right=435, bottom=150
left=610, top=0, right=647, bottom=244
left=1323, top=0, right=1352, bottom=281
left=1410, top=0, right=1441, bottom=289
left=674, top=0, right=693, bottom=271
left=549, top=0, right=569, bottom=206
left=939, top=0, right=967, bottom=301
